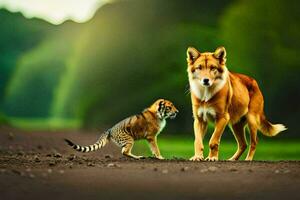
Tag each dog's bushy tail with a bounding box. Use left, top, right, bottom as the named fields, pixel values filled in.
left=259, top=115, right=287, bottom=136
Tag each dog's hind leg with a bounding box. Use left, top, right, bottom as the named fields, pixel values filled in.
left=228, top=119, right=247, bottom=161
left=245, top=114, right=259, bottom=161
left=244, top=79, right=263, bottom=161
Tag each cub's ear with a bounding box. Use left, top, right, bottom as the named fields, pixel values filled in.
left=156, top=99, right=165, bottom=105
left=187, top=47, right=200, bottom=63
left=214, top=46, right=226, bottom=64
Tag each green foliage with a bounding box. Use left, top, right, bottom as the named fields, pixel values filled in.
left=0, top=9, right=53, bottom=104
left=0, top=112, right=9, bottom=125
left=49, top=0, right=228, bottom=131
left=220, top=0, right=300, bottom=134
left=3, top=36, right=73, bottom=117
left=0, top=0, right=299, bottom=136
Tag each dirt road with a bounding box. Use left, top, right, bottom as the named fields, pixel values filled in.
left=0, top=127, right=299, bottom=200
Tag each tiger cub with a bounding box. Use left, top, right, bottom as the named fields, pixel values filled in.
left=65, top=99, right=178, bottom=159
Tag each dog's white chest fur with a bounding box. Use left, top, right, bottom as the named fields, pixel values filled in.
left=198, top=106, right=216, bottom=121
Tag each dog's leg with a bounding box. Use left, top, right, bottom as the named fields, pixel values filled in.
left=206, top=114, right=229, bottom=161
left=245, top=83, right=263, bottom=161
left=245, top=114, right=258, bottom=161
left=147, top=136, right=164, bottom=159
left=190, top=118, right=207, bottom=161
left=228, top=120, right=247, bottom=161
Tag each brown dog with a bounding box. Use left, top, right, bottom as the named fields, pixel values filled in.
left=187, top=46, right=286, bottom=161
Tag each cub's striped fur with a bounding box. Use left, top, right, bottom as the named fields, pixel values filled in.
left=65, top=99, right=178, bottom=159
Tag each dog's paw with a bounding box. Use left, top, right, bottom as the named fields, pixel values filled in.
left=227, top=158, right=236, bottom=161
left=205, top=156, right=218, bottom=161
left=155, top=156, right=165, bottom=160
left=189, top=155, right=204, bottom=161
left=228, top=156, right=238, bottom=161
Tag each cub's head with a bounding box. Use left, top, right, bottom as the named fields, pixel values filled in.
left=151, top=99, right=178, bottom=120
left=186, top=46, right=228, bottom=87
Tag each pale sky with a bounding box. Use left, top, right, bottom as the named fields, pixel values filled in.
left=0, top=0, right=109, bottom=25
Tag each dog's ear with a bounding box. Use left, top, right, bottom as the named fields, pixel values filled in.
left=187, top=47, right=200, bottom=63
left=214, top=46, right=226, bottom=64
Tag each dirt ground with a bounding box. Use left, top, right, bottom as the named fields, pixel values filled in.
left=0, top=127, right=299, bottom=200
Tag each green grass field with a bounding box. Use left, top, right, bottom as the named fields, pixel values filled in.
left=6, top=117, right=300, bottom=160
left=134, top=135, right=300, bottom=161
left=8, top=117, right=82, bottom=130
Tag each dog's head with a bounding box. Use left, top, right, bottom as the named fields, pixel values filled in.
left=186, top=46, right=228, bottom=88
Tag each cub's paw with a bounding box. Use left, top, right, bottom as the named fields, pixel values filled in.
left=135, top=156, right=146, bottom=160
left=205, top=156, right=218, bottom=161
left=189, top=155, right=204, bottom=161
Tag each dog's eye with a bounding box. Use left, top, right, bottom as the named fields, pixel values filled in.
left=210, top=66, right=217, bottom=72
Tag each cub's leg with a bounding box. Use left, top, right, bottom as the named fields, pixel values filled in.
left=147, top=136, right=164, bottom=159
left=190, top=118, right=208, bottom=161
left=121, top=142, right=144, bottom=159
left=228, top=119, right=247, bottom=161
left=112, top=132, right=144, bottom=159
left=245, top=114, right=258, bottom=161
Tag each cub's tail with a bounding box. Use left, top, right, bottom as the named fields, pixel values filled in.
left=259, top=115, right=287, bottom=137
left=64, top=131, right=110, bottom=153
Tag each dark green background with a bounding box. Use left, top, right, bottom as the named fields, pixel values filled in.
left=0, top=0, right=299, bottom=138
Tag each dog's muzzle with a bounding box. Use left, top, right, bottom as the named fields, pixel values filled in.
left=201, top=78, right=211, bottom=87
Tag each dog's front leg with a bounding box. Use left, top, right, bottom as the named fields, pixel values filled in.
left=206, top=113, right=229, bottom=161
left=190, top=118, right=208, bottom=161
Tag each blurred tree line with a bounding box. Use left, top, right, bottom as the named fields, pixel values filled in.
left=0, top=0, right=299, bottom=136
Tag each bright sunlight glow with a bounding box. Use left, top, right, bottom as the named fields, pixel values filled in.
left=0, top=0, right=109, bottom=25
